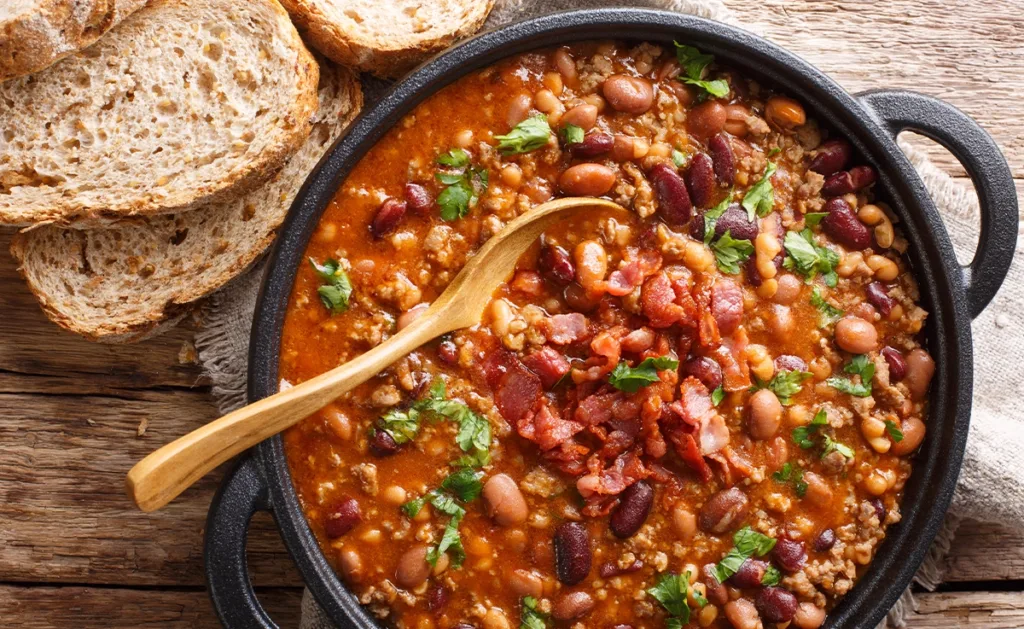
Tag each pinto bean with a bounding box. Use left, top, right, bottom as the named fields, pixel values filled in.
left=773, top=273, right=802, bottom=305
left=561, top=104, right=598, bottom=130
left=703, top=564, right=730, bottom=605
left=728, top=558, right=767, bottom=588
left=903, top=349, right=935, bottom=400
left=507, top=93, right=533, bottom=127
left=688, top=100, right=727, bottom=139
left=724, top=599, right=761, bottom=629
left=672, top=505, right=697, bottom=541
left=395, top=545, right=431, bottom=589
left=574, top=240, right=608, bottom=290
left=699, top=487, right=750, bottom=534
left=339, top=548, right=363, bottom=583
left=553, top=48, right=579, bottom=89
left=891, top=416, right=926, bottom=455
left=559, top=163, right=616, bottom=196
left=882, top=346, right=907, bottom=381
left=723, top=103, right=750, bottom=137
left=834, top=316, right=878, bottom=354
left=756, top=587, right=798, bottom=622
left=809, top=139, right=852, bottom=176
left=483, top=474, right=529, bottom=526
left=708, top=133, right=736, bottom=185
left=681, top=356, right=723, bottom=391
left=749, top=389, right=783, bottom=440
left=792, top=602, right=827, bottom=629
left=569, top=132, right=614, bottom=157
left=772, top=538, right=807, bottom=573
left=552, top=591, right=595, bottom=620
left=775, top=354, right=807, bottom=373
left=649, top=163, right=693, bottom=226
left=404, top=183, right=433, bottom=215
left=509, top=569, right=543, bottom=599
left=686, top=153, right=716, bottom=208
left=865, top=281, right=896, bottom=317
left=371, top=198, right=406, bottom=238
left=610, top=480, right=654, bottom=538
left=802, top=472, right=833, bottom=508
left=822, top=197, right=871, bottom=250
left=602, top=74, right=654, bottom=114
left=554, top=521, right=592, bottom=585
left=540, top=244, right=575, bottom=285
left=765, top=95, right=806, bottom=130
left=397, top=303, right=429, bottom=331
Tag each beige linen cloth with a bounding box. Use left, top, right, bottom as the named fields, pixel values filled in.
left=195, top=0, right=1024, bottom=626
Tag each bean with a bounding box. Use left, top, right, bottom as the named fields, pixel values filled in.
left=509, top=569, right=543, bottom=599
left=723, top=103, right=750, bottom=137
left=712, top=205, right=758, bottom=241
left=324, top=498, right=361, bottom=538
left=539, top=244, right=575, bottom=285
left=882, top=346, right=907, bottom=381
left=809, top=139, right=852, bottom=176
left=371, top=198, right=406, bottom=238
left=507, top=93, right=533, bottom=127
left=397, top=303, right=429, bottom=331
left=767, top=436, right=789, bottom=472
left=369, top=428, right=399, bottom=457
left=802, top=472, right=833, bottom=508
left=324, top=406, right=353, bottom=441
left=775, top=354, right=807, bottom=373
left=699, top=487, right=750, bottom=534
left=599, top=559, right=642, bottom=578
left=553, top=48, right=579, bottom=89
left=452, top=624, right=478, bottom=629
left=822, top=165, right=877, bottom=196
left=891, top=416, right=926, bottom=455
left=686, top=153, right=716, bottom=208
left=535, top=89, right=561, bottom=115
left=688, top=100, right=727, bottom=139
left=771, top=304, right=795, bottom=341
left=500, top=164, right=522, bottom=187
left=561, top=104, right=598, bottom=131
left=395, top=545, right=431, bottom=589
left=903, top=348, right=935, bottom=400
left=766, top=95, right=806, bottom=130
left=865, top=281, right=895, bottom=317
left=339, top=548, right=363, bottom=582
left=792, top=602, right=827, bottom=629
left=834, top=316, right=878, bottom=354
left=574, top=240, right=608, bottom=290
left=558, top=163, right=616, bottom=196
left=672, top=505, right=698, bottom=541
left=772, top=538, right=807, bottom=572
left=756, top=587, right=798, bottom=622
left=483, top=473, right=528, bottom=526
left=482, top=609, right=510, bottom=629
left=708, top=133, right=736, bottom=185
left=703, top=563, right=730, bottom=605
left=680, top=356, right=723, bottom=391
left=649, top=163, right=693, bottom=226
left=610, top=480, right=654, bottom=538
left=552, top=591, right=595, bottom=620
left=564, top=282, right=600, bottom=313
left=602, top=74, right=654, bottom=114
left=568, top=132, right=614, bottom=157
left=437, top=340, right=458, bottom=365
left=773, top=273, right=802, bottom=305
left=727, top=558, right=767, bottom=588
left=748, top=389, right=782, bottom=440
left=428, top=584, right=449, bottom=611
left=813, top=528, right=836, bottom=552
left=553, top=521, right=592, bottom=585
left=822, top=197, right=871, bottom=250
left=611, top=134, right=649, bottom=161
left=724, top=599, right=760, bottom=629
left=404, top=183, right=433, bottom=215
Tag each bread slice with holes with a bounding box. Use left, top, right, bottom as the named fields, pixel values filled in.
left=279, top=0, right=494, bottom=78
left=0, top=0, right=319, bottom=227
left=0, top=0, right=148, bottom=82
left=10, top=62, right=362, bottom=343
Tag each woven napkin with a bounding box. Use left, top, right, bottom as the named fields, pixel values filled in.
left=194, top=0, right=1024, bottom=626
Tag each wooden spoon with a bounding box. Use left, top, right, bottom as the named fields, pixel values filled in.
left=127, top=197, right=626, bottom=511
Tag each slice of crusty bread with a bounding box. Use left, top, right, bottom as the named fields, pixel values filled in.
left=279, top=0, right=495, bottom=78
left=10, top=62, right=363, bottom=343
left=0, top=0, right=320, bottom=227
left=0, top=0, right=148, bottom=82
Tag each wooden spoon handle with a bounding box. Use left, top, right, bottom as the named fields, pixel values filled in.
left=126, top=312, right=444, bottom=512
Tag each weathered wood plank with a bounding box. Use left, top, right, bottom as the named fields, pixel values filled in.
left=945, top=521, right=1024, bottom=583
left=910, top=591, right=1024, bottom=628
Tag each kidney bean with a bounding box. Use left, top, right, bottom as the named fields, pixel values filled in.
left=713, top=204, right=758, bottom=241
left=865, top=281, right=895, bottom=317
left=772, top=538, right=807, bottom=573
left=437, top=340, right=458, bottom=365
left=681, top=356, right=723, bottom=391
left=699, top=487, right=750, bottom=534
left=809, top=139, right=852, bottom=176
left=869, top=497, right=887, bottom=521
left=564, top=282, right=600, bottom=312
left=553, top=591, right=595, bottom=620
left=559, top=163, right=616, bottom=196
left=903, top=348, right=935, bottom=400
left=891, top=416, right=926, bottom=456
left=568, top=132, right=613, bottom=158
left=749, top=389, right=783, bottom=440
left=834, top=316, right=878, bottom=354
left=602, top=74, right=654, bottom=114
left=428, top=584, right=449, bottom=612
left=822, top=165, right=878, bottom=196
left=452, top=625, right=477, bottom=629
left=792, top=602, right=827, bottom=629
left=483, top=473, right=529, bottom=526
left=756, top=587, right=798, bottom=622
left=774, top=354, right=807, bottom=372
left=649, top=163, right=692, bottom=226
left=369, top=429, right=399, bottom=456
left=370, top=198, right=407, bottom=238
left=686, top=153, right=716, bottom=208
left=728, top=558, right=768, bottom=588
left=324, top=497, right=361, bottom=538
left=708, top=133, right=736, bottom=185
left=724, top=599, right=761, bottom=629
left=881, top=346, right=907, bottom=382
left=687, top=100, right=727, bottom=139
left=598, top=559, right=642, bottom=578
left=561, top=103, right=598, bottom=130
left=610, top=481, right=654, bottom=538
left=554, top=521, right=592, bottom=585
left=395, top=545, right=431, bottom=588
left=822, top=197, right=871, bottom=250
left=539, top=244, right=575, bottom=285
left=813, top=528, right=836, bottom=552
left=404, top=183, right=433, bottom=215
left=702, top=563, right=730, bottom=605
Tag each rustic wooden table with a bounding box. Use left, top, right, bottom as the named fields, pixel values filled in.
left=1, top=1, right=1021, bottom=626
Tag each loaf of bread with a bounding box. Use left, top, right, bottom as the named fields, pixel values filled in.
left=279, top=0, right=495, bottom=78
left=10, top=62, right=362, bottom=342
left=0, top=0, right=319, bottom=226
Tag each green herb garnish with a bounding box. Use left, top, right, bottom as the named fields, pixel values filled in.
left=792, top=408, right=829, bottom=449
left=762, top=565, right=782, bottom=586
left=609, top=356, right=680, bottom=393
left=754, top=369, right=813, bottom=406
left=821, top=434, right=855, bottom=459
left=742, top=161, right=778, bottom=220
left=417, top=380, right=492, bottom=467
left=703, top=189, right=734, bottom=244
left=826, top=354, right=875, bottom=397
left=561, top=123, right=584, bottom=145
left=374, top=407, right=421, bottom=445
left=496, top=114, right=552, bottom=154
left=804, top=211, right=829, bottom=228
left=810, top=287, right=844, bottom=327
left=437, top=148, right=470, bottom=168
left=711, top=386, right=725, bottom=406
left=711, top=527, right=777, bottom=583
left=711, top=230, right=754, bottom=274
left=673, top=43, right=730, bottom=98
left=772, top=462, right=808, bottom=498
left=309, top=258, right=353, bottom=314
left=647, top=570, right=702, bottom=627
left=885, top=419, right=905, bottom=442
left=401, top=467, right=484, bottom=568
left=672, top=149, right=689, bottom=168
left=520, top=596, right=548, bottom=629
left=783, top=229, right=840, bottom=287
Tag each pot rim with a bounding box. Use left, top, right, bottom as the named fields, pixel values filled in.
left=244, top=9, right=974, bottom=629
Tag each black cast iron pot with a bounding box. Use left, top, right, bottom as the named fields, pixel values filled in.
left=204, top=8, right=1017, bottom=629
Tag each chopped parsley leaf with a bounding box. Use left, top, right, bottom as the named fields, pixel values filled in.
left=783, top=229, right=840, bottom=287
left=426, top=511, right=466, bottom=567
left=804, top=211, right=829, bottom=228
left=520, top=596, right=548, bottom=629
left=673, top=43, right=730, bottom=98
left=755, top=369, right=813, bottom=406
left=885, top=419, right=905, bottom=442
left=792, top=408, right=829, bottom=449
left=495, top=114, right=551, bottom=154
left=810, top=287, right=844, bottom=327
left=672, top=149, right=689, bottom=168
left=703, top=189, right=734, bottom=244
left=822, top=434, right=855, bottom=459
left=711, top=386, right=726, bottom=406
left=647, top=571, right=693, bottom=625
left=762, top=564, right=783, bottom=586
left=440, top=467, right=484, bottom=502
left=436, top=148, right=470, bottom=168
left=309, top=257, right=353, bottom=314
left=374, top=407, right=420, bottom=445
left=561, top=123, right=584, bottom=145
left=609, top=356, right=679, bottom=393
left=417, top=380, right=492, bottom=466
left=711, top=230, right=754, bottom=274
left=772, top=462, right=808, bottom=498
left=435, top=161, right=488, bottom=221
left=826, top=354, right=875, bottom=397
left=767, top=147, right=782, bottom=157
left=401, top=468, right=483, bottom=568
left=741, top=161, right=778, bottom=220
left=711, top=527, right=777, bottom=583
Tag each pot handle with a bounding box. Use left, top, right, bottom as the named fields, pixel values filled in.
left=205, top=455, right=278, bottom=629
left=856, top=89, right=1018, bottom=319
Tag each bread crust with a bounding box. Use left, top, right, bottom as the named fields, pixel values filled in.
left=280, top=0, right=495, bottom=78
left=0, top=0, right=148, bottom=82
